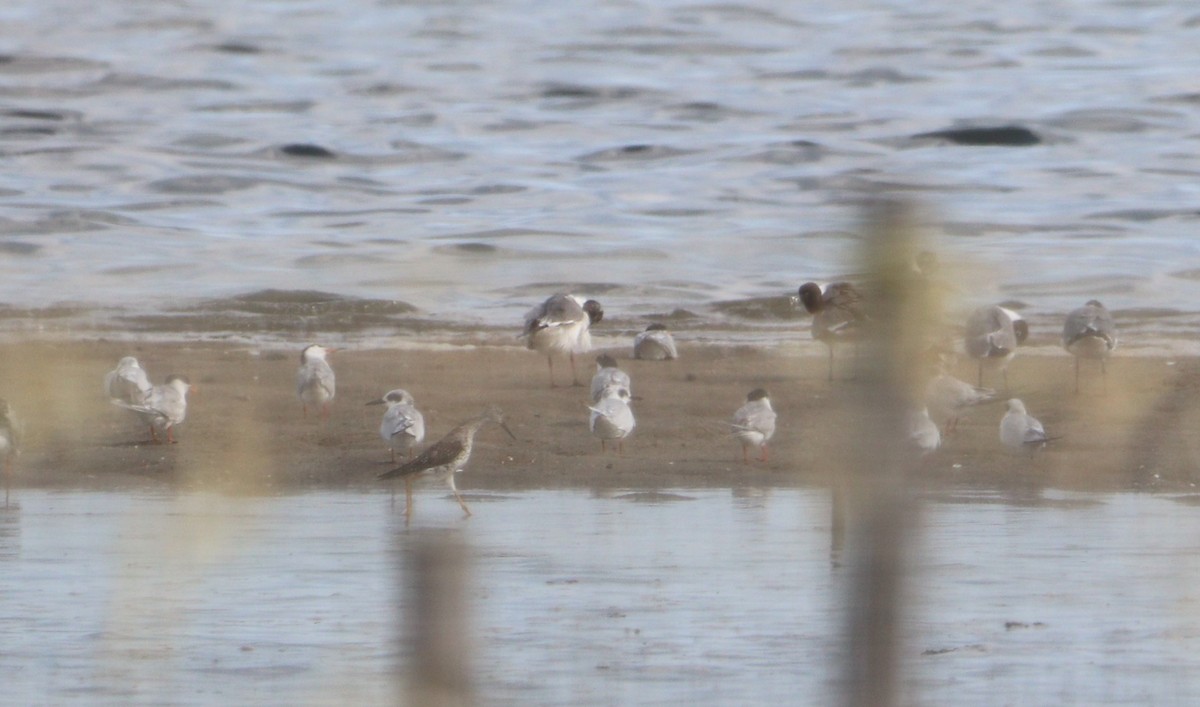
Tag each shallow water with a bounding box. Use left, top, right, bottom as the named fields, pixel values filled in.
left=1, top=487, right=1198, bottom=704
left=1, top=1, right=1200, bottom=347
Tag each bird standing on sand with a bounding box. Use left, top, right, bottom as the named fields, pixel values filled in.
left=589, top=354, right=631, bottom=403
left=795, top=281, right=867, bottom=381
left=731, top=388, right=777, bottom=463
left=999, top=398, right=1054, bottom=451
left=112, top=374, right=193, bottom=444
left=297, top=344, right=336, bottom=418
left=367, top=389, right=426, bottom=463
left=377, top=406, right=514, bottom=517
left=521, top=294, right=604, bottom=387
left=633, top=323, right=678, bottom=360
left=104, top=356, right=152, bottom=405
left=589, top=385, right=635, bottom=454
left=907, top=407, right=941, bottom=456
left=0, top=399, right=22, bottom=505
left=964, top=305, right=1028, bottom=389
left=1062, top=300, right=1117, bottom=394
left=925, top=370, right=996, bottom=435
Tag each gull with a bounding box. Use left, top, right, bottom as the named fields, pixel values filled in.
left=297, top=344, right=336, bottom=418
left=521, top=293, right=604, bottom=387
left=1062, top=300, right=1117, bottom=394
left=589, top=385, right=635, bottom=454
left=795, top=281, right=866, bottom=381
left=0, top=399, right=22, bottom=505
left=112, top=374, right=194, bottom=444
left=731, top=388, right=777, bottom=463
left=907, top=407, right=941, bottom=457
left=366, top=389, right=426, bottom=463
left=925, top=371, right=996, bottom=435
left=633, top=323, right=679, bottom=360
left=964, top=305, right=1028, bottom=389
left=104, top=356, right=152, bottom=405
left=377, top=406, right=514, bottom=518
left=590, top=354, right=631, bottom=403
left=999, top=398, right=1055, bottom=451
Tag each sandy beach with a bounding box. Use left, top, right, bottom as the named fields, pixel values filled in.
left=0, top=338, right=1196, bottom=496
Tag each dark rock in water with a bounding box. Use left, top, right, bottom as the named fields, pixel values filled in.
left=280, top=143, right=337, bottom=158
left=280, top=143, right=336, bottom=158
left=912, top=125, right=1041, bottom=146
left=214, top=42, right=262, bottom=54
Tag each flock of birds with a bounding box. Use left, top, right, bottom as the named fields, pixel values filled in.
left=0, top=285, right=1118, bottom=514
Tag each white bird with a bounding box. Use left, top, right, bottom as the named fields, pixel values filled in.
left=297, top=344, right=336, bottom=418
left=731, top=388, right=777, bottom=463
left=633, top=323, right=679, bottom=360
left=964, top=305, right=1028, bottom=389
left=590, top=353, right=631, bottom=403
left=1062, top=299, right=1117, bottom=393
left=521, top=293, right=604, bottom=387
left=795, top=281, right=867, bottom=381
left=0, top=399, right=22, bottom=505
left=907, top=407, right=941, bottom=456
left=999, top=398, right=1054, bottom=451
left=925, top=371, right=996, bottom=434
left=589, top=385, right=635, bottom=454
left=367, top=389, right=426, bottom=463
left=104, top=356, right=152, bottom=405
left=113, top=374, right=193, bottom=444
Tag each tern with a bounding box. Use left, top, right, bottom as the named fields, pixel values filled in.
left=964, top=305, right=1028, bottom=389
left=366, top=389, right=426, bottom=463
left=112, top=374, right=194, bottom=444
left=104, top=356, right=152, bottom=405
left=589, top=385, right=635, bottom=454
left=731, top=388, right=777, bottom=463
left=297, top=344, right=336, bottom=418
left=633, top=323, right=679, bottom=360
left=999, top=398, right=1056, bottom=451
left=589, top=354, right=631, bottom=404
left=1062, top=300, right=1117, bottom=394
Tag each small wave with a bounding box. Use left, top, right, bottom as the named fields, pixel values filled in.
left=576, top=144, right=695, bottom=162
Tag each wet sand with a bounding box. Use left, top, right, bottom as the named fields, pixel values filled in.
left=2, top=339, right=1197, bottom=494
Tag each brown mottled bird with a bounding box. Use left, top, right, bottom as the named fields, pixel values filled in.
left=377, top=406, right=515, bottom=517
left=795, top=281, right=867, bottom=381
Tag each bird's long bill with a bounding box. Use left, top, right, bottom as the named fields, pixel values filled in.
left=365, top=398, right=386, bottom=406
left=499, top=422, right=517, bottom=440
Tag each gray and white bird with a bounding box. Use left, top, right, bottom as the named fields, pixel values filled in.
left=297, top=344, right=336, bottom=418
left=907, top=407, right=941, bottom=457
left=1062, top=300, right=1117, bottom=393
left=633, top=323, right=679, bottom=360
left=366, top=389, right=426, bottom=463
left=521, top=293, right=604, bottom=387
left=0, top=399, right=23, bottom=505
left=104, top=356, right=152, bottom=405
left=999, top=398, right=1054, bottom=451
left=731, top=388, right=777, bottom=463
left=112, top=374, right=193, bottom=444
left=589, top=385, right=635, bottom=454
left=795, top=281, right=867, bottom=381
left=377, top=406, right=514, bottom=517
left=589, top=354, right=632, bottom=403
left=925, top=371, right=996, bottom=435
left=964, top=305, right=1028, bottom=389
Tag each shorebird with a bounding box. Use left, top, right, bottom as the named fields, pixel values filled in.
left=377, top=406, right=514, bottom=517
left=633, top=323, right=679, bottom=360
left=297, top=344, right=336, bottom=418
left=731, top=388, right=777, bottom=463
left=0, top=399, right=22, bottom=505
left=521, top=293, right=604, bottom=387
left=589, top=385, right=635, bottom=454
left=795, top=281, right=867, bottom=381
left=999, top=398, right=1055, bottom=451
left=925, top=370, right=996, bottom=435
left=964, top=305, right=1028, bottom=389
left=907, top=407, right=941, bottom=457
left=366, top=389, right=426, bottom=463
left=589, top=354, right=631, bottom=403
left=1062, top=300, right=1117, bottom=393
left=112, top=374, right=193, bottom=444
left=104, top=356, right=152, bottom=405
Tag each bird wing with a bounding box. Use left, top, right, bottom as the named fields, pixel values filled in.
left=377, top=431, right=460, bottom=479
